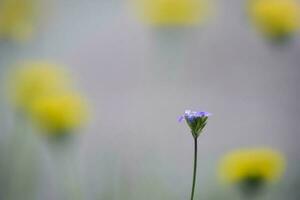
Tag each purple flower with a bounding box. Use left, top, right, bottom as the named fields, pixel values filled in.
left=178, top=110, right=211, bottom=122
left=179, top=110, right=211, bottom=138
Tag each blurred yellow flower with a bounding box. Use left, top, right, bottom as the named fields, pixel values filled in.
left=134, top=0, right=210, bottom=26
left=249, top=0, right=300, bottom=38
left=219, top=148, right=285, bottom=184
left=0, top=0, right=37, bottom=41
left=29, top=93, right=88, bottom=134
left=8, top=62, right=70, bottom=110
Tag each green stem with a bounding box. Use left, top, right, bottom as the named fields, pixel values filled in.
left=50, top=140, right=83, bottom=200
left=190, top=137, right=198, bottom=200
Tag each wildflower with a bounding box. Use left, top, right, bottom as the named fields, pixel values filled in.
left=8, top=61, right=70, bottom=110
left=29, top=93, right=88, bottom=135
left=134, top=0, right=210, bottom=26
left=179, top=109, right=211, bottom=200
left=0, top=0, right=38, bottom=41
left=249, top=0, right=300, bottom=39
left=219, top=148, right=285, bottom=195
left=179, top=110, right=211, bottom=138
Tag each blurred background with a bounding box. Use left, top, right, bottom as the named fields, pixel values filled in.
left=0, top=0, right=299, bottom=199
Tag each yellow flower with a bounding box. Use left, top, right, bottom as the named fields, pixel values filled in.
left=0, top=0, right=38, bottom=41
left=249, top=0, right=300, bottom=38
left=8, top=61, right=71, bottom=110
left=133, top=0, right=210, bottom=26
left=219, top=148, right=285, bottom=184
left=29, top=93, right=88, bottom=134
